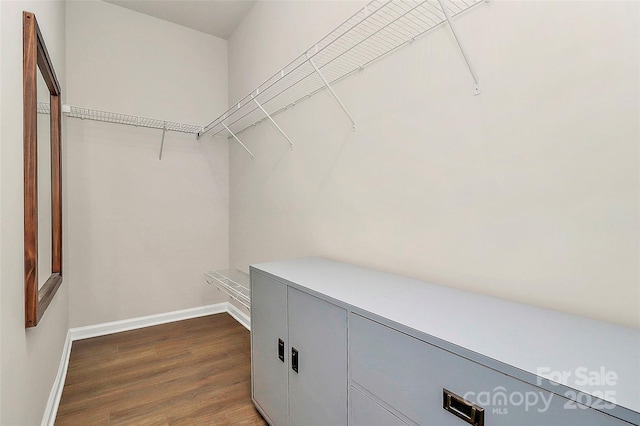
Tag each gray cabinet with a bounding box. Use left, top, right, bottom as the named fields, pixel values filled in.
left=350, top=313, right=631, bottom=426
left=250, top=258, right=639, bottom=426
left=251, top=272, right=288, bottom=426
left=251, top=270, right=348, bottom=426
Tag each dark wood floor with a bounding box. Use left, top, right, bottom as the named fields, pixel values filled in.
left=56, top=313, right=267, bottom=425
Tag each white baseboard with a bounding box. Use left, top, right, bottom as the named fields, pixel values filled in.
left=227, top=302, right=251, bottom=331
left=43, top=302, right=250, bottom=425
left=41, top=330, right=72, bottom=426
left=69, top=303, right=229, bottom=341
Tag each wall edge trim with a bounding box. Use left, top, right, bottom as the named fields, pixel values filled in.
left=41, top=330, right=72, bottom=426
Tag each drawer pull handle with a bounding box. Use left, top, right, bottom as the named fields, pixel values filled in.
left=291, top=347, right=299, bottom=373
left=278, top=338, right=285, bottom=362
left=443, top=388, right=484, bottom=426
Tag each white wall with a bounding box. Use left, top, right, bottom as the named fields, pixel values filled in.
left=229, top=1, right=640, bottom=328
left=0, top=1, right=69, bottom=424
left=65, top=0, right=230, bottom=327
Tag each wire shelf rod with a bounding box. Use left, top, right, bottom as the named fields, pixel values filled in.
left=208, top=38, right=394, bottom=136
left=217, top=31, right=419, bottom=136
left=202, top=0, right=485, bottom=139
left=199, top=0, right=396, bottom=137
left=204, top=270, right=250, bottom=310
left=220, top=14, right=457, bottom=138
left=38, top=102, right=203, bottom=135
left=272, top=8, right=444, bottom=115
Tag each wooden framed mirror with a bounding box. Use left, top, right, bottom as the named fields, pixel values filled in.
left=23, top=11, right=63, bottom=327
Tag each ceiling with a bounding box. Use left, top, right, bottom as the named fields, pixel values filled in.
left=103, top=0, right=257, bottom=39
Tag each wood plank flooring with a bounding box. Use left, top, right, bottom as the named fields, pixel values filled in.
left=56, top=313, right=267, bottom=425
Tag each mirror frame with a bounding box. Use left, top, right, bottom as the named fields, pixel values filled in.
left=23, top=11, right=63, bottom=327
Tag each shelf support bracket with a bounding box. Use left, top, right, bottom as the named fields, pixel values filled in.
left=437, top=0, right=481, bottom=95
left=221, top=120, right=255, bottom=159
left=251, top=94, right=294, bottom=150
left=306, top=52, right=356, bottom=130
left=158, top=122, right=167, bottom=160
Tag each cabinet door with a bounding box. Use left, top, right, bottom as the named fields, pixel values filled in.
left=288, top=287, right=348, bottom=426
left=251, top=272, right=288, bottom=426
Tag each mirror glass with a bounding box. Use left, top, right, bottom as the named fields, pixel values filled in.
left=37, top=70, right=52, bottom=290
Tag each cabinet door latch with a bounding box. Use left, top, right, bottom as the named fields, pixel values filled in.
left=278, top=338, right=285, bottom=362
left=291, top=347, right=299, bottom=373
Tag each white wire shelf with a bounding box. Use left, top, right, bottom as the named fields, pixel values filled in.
left=205, top=269, right=251, bottom=311
left=37, top=102, right=203, bottom=134
left=200, top=0, right=484, bottom=140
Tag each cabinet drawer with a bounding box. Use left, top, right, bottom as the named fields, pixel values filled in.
left=350, top=386, right=408, bottom=426
left=349, top=314, right=630, bottom=426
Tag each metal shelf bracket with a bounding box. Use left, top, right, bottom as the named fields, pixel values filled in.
left=222, top=119, right=255, bottom=159
left=158, top=122, right=167, bottom=160
left=251, top=94, right=294, bottom=150
left=437, top=0, right=481, bottom=95
left=306, top=50, right=356, bottom=131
